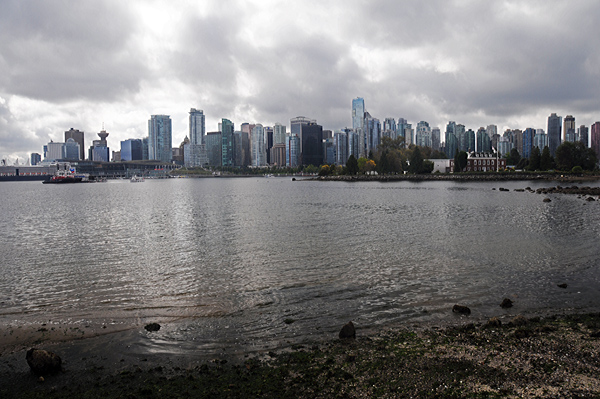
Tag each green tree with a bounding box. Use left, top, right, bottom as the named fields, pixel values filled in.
left=408, top=146, right=424, bottom=173
left=318, top=165, right=330, bottom=176
left=555, top=141, right=598, bottom=171
left=357, top=157, right=367, bottom=174
left=377, top=151, right=392, bottom=175
left=527, top=147, right=541, bottom=171
left=540, top=146, right=553, bottom=171
left=507, top=148, right=521, bottom=166
left=346, top=155, right=359, bottom=175
left=453, top=150, right=468, bottom=172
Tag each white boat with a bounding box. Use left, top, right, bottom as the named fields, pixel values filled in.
left=130, top=175, right=144, bottom=183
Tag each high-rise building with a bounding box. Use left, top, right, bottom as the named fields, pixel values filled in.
left=251, top=124, right=266, bottom=167
left=63, top=138, right=80, bottom=161
left=513, top=129, right=523, bottom=156
left=445, top=121, right=457, bottom=158
left=397, top=118, right=408, bottom=145
left=30, top=153, right=41, bottom=166
left=290, top=116, right=314, bottom=154
left=89, top=129, right=110, bottom=162
left=264, top=126, right=273, bottom=164
left=415, top=121, right=431, bottom=148
left=301, top=122, right=323, bottom=166
left=431, top=128, right=441, bottom=152
left=522, top=128, right=535, bottom=158
left=270, top=143, right=286, bottom=166
left=286, top=134, right=300, bottom=167
left=352, top=97, right=365, bottom=132
left=456, top=124, right=467, bottom=152
left=189, top=108, right=205, bottom=145
left=547, top=113, right=562, bottom=156
left=273, top=123, right=286, bottom=145
left=383, top=118, right=396, bottom=139
left=534, top=130, right=548, bottom=150
left=121, top=139, right=143, bottom=161
left=578, top=125, right=589, bottom=147
left=563, top=115, right=576, bottom=142
left=64, top=128, right=85, bottom=160
left=476, top=128, right=490, bottom=152
left=221, top=119, right=235, bottom=167
left=364, top=112, right=380, bottom=155
left=148, top=115, right=172, bottom=163
left=334, top=130, right=348, bottom=165
left=591, top=122, right=600, bottom=160
left=486, top=125, right=497, bottom=140
left=465, top=129, right=476, bottom=152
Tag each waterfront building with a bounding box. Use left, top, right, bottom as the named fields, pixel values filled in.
left=142, top=137, right=149, bottom=160
left=465, top=129, right=476, bottom=152
left=450, top=152, right=506, bottom=172
left=301, top=122, right=323, bottom=166
left=513, top=129, right=523, bottom=156
left=189, top=108, right=205, bottom=145
left=240, top=123, right=252, bottom=167
left=348, top=128, right=359, bottom=159
left=404, top=124, right=414, bottom=147
left=112, top=151, right=121, bottom=162
left=251, top=124, right=266, bottom=167
left=352, top=97, right=365, bottom=133
left=578, top=125, right=589, bottom=147
left=290, top=116, right=314, bottom=154
left=547, top=113, right=562, bottom=156
left=397, top=118, right=408, bottom=146
left=486, top=125, right=497, bottom=140
left=286, top=134, right=300, bottom=167
left=120, top=139, right=143, bottom=161
left=383, top=118, right=396, bottom=140
left=30, top=153, right=41, bottom=166
left=89, top=129, right=110, bottom=162
left=265, top=126, right=273, bottom=164
left=221, top=119, right=235, bottom=167
left=270, top=143, right=286, bottom=166
left=564, top=115, right=576, bottom=142
left=64, top=128, right=85, bottom=160
left=323, top=138, right=335, bottom=165
left=205, top=131, right=222, bottom=166
left=184, top=143, right=208, bottom=167
left=233, top=131, right=244, bottom=167
left=497, top=137, right=513, bottom=157
left=364, top=112, right=380, bottom=155
left=148, top=115, right=172, bottom=163
left=591, top=122, right=600, bottom=160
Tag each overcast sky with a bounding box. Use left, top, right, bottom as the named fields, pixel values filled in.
left=1, top=0, right=599, bottom=162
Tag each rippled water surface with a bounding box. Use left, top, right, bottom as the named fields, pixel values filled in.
left=1, top=178, right=600, bottom=355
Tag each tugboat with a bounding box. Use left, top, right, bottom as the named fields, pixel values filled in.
left=42, top=163, right=88, bottom=184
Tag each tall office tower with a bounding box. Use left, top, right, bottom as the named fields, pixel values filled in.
left=397, top=118, right=408, bottom=144
left=322, top=129, right=333, bottom=140
left=270, top=143, right=286, bottom=166
left=64, top=128, right=85, bottom=160
left=63, top=138, right=81, bottom=161
left=189, top=108, right=205, bottom=145
left=497, top=137, right=513, bottom=157
left=486, top=125, right=497, bottom=140
left=364, top=112, right=380, bottom=155
left=251, top=124, right=266, bottom=167
left=523, top=128, right=536, bottom=158
left=121, top=139, right=143, bottom=161
left=578, top=125, right=588, bottom=147
left=445, top=121, right=457, bottom=158
left=240, top=123, right=253, bottom=166
left=455, top=124, right=467, bottom=152
left=513, top=129, right=523, bottom=155
left=476, top=128, right=490, bottom=152
left=286, top=134, right=300, bottom=167
left=206, top=131, right=222, bottom=166
left=415, top=121, right=431, bottom=148
left=290, top=116, right=314, bottom=155
left=334, top=130, right=348, bottom=165
left=264, top=126, right=273, bottom=164
left=591, top=122, right=600, bottom=159
left=148, top=115, right=172, bottom=163
left=534, top=130, right=548, bottom=150
left=431, top=127, right=441, bottom=152
left=273, top=123, right=286, bottom=144
left=352, top=97, right=365, bottom=132
left=221, top=118, right=235, bottom=167
left=404, top=124, right=414, bottom=147
left=563, top=115, right=576, bottom=142
left=301, top=122, right=323, bottom=166
left=465, top=129, right=476, bottom=152
left=547, top=113, right=562, bottom=156
left=324, top=138, right=335, bottom=164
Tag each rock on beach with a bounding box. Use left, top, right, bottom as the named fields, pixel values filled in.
left=339, top=321, right=356, bottom=339
left=26, top=348, right=62, bottom=375
left=452, top=304, right=471, bottom=315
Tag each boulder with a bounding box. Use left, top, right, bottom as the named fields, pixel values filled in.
left=26, top=348, right=62, bottom=375
left=543, top=198, right=551, bottom=202
left=452, top=304, right=471, bottom=315
left=339, top=321, right=356, bottom=339
left=144, top=323, right=161, bottom=332
left=485, top=317, right=502, bottom=328
left=510, top=315, right=528, bottom=327
left=557, top=283, right=568, bottom=289
left=500, top=298, right=513, bottom=308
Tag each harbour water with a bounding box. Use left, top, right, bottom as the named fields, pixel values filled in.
left=1, top=177, right=600, bottom=357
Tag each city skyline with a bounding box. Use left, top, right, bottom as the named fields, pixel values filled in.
left=1, top=1, right=600, bottom=161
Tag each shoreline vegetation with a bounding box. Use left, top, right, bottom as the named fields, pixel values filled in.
left=2, top=312, right=600, bottom=398
left=310, top=172, right=600, bottom=182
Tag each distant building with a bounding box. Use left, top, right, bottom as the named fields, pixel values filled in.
left=121, top=139, right=143, bottom=161
left=578, top=125, right=589, bottom=147
left=112, top=151, right=121, bottom=162
left=206, top=131, right=222, bottom=167
left=334, top=130, right=348, bottom=166
left=445, top=121, right=457, bottom=158
left=184, top=143, right=208, bottom=167
left=522, top=128, right=536, bottom=158
left=64, top=128, right=85, bottom=160
left=44, top=141, right=64, bottom=161
left=273, top=123, right=286, bottom=145
left=533, top=130, right=547, bottom=150
left=547, top=113, right=562, bottom=156
left=30, top=153, right=41, bottom=166
left=286, top=134, right=300, bottom=167
left=497, top=137, right=513, bottom=157
left=251, top=124, right=266, bottom=167
left=431, top=127, right=441, bottom=152
left=270, top=143, right=286, bottom=166
left=591, top=122, right=600, bottom=161
left=148, top=115, right=172, bottom=163
left=63, top=138, right=80, bottom=161
left=564, top=115, right=576, bottom=142
left=221, top=119, right=235, bottom=167
left=415, top=121, right=431, bottom=148
left=189, top=108, right=205, bottom=145
left=301, top=122, right=323, bottom=166
left=89, top=129, right=110, bottom=162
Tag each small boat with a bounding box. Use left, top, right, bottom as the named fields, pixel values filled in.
left=130, top=175, right=144, bottom=183
left=42, top=163, right=88, bottom=184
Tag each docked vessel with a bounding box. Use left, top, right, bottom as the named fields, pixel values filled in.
left=42, top=163, right=90, bottom=184
left=130, top=175, right=144, bottom=183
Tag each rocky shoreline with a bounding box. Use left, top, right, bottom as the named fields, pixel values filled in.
left=312, top=173, right=600, bottom=182
left=3, top=312, right=600, bottom=398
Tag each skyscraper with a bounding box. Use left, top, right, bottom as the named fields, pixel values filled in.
left=251, top=124, right=266, bottom=167
left=148, top=115, right=172, bottom=163
left=591, top=122, right=600, bottom=160
left=89, top=129, right=110, bottom=162
left=547, top=113, right=562, bottom=156
left=445, top=121, right=457, bottom=158
left=273, top=123, right=286, bottom=144
left=221, top=119, right=235, bottom=167
left=578, top=125, right=589, bottom=147
left=189, top=108, right=205, bottom=145
left=522, top=128, right=535, bottom=158
left=121, top=139, right=143, bottom=161
left=301, top=122, right=323, bottom=167
left=415, top=121, right=431, bottom=148
left=431, top=128, right=441, bottom=152
left=563, top=115, right=576, bottom=142
left=64, top=128, right=85, bottom=160
left=352, top=97, right=365, bottom=132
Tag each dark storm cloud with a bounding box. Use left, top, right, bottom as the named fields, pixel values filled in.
left=0, top=0, right=148, bottom=102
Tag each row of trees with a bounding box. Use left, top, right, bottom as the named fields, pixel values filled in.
left=503, top=142, right=597, bottom=173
